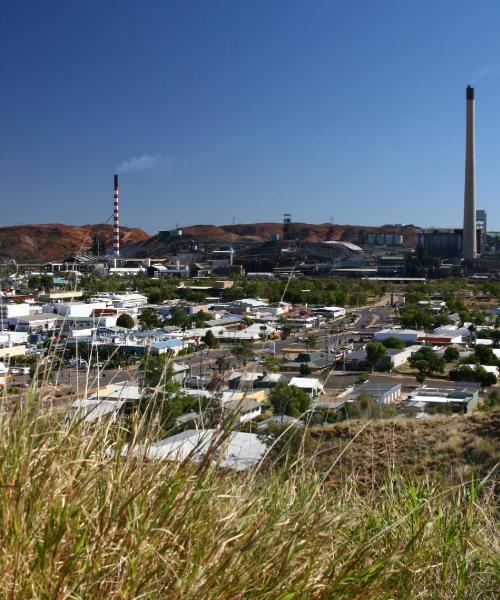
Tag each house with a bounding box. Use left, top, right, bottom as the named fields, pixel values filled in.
left=8, top=313, right=59, bottom=332
left=69, top=397, right=127, bottom=423
left=385, top=345, right=420, bottom=368
left=149, top=339, right=190, bottom=356
left=257, top=415, right=303, bottom=430
left=347, top=382, right=402, bottom=405
left=404, top=387, right=479, bottom=414
left=433, top=326, right=471, bottom=340
left=288, top=377, right=324, bottom=397
left=227, top=371, right=264, bottom=390
left=68, top=382, right=142, bottom=422
left=255, top=373, right=288, bottom=389
left=373, top=329, right=424, bottom=344
left=221, top=398, right=262, bottom=423
left=172, top=363, right=190, bottom=384
left=311, top=306, right=346, bottom=319
left=121, top=429, right=266, bottom=471
left=281, top=351, right=337, bottom=372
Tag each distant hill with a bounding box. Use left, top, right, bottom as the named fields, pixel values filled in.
left=126, top=222, right=422, bottom=257
left=0, top=224, right=149, bottom=262
left=0, top=221, right=423, bottom=261
left=178, top=222, right=421, bottom=246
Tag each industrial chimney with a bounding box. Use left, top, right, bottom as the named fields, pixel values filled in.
left=463, top=85, right=477, bottom=260
left=113, top=174, right=120, bottom=257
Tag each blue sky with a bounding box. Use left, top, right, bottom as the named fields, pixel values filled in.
left=1, top=0, right=500, bottom=232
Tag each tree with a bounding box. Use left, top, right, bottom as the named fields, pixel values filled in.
left=365, top=342, right=387, bottom=371
left=215, top=356, right=230, bottom=374
left=474, top=345, right=498, bottom=366
left=203, top=330, right=219, bottom=349
left=138, top=308, right=161, bottom=330
left=262, top=354, right=281, bottom=373
left=399, top=305, right=433, bottom=329
left=116, top=313, right=135, bottom=329
left=416, top=371, right=426, bottom=385
left=306, top=333, right=318, bottom=349
left=444, top=347, right=460, bottom=362
left=299, top=363, right=312, bottom=376
left=169, top=307, right=192, bottom=330
left=138, top=354, right=194, bottom=431
left=232, top=343, right=254, bottom=366
left=409, top=347, right=445, bottom=375
left=269, top=383, right=310, bottom=417
left=381, top=337, right=406, bottom=349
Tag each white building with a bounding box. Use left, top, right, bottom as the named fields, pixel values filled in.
left=0, top=302, right=31, bottom=321
left=43, top=302, right=108, bottom=318
left=289, top=377, right=324, bottom=397
left=433, top=326, right=471, bottom=339
left=121, top=429, right=266, bottom=471
left=311, top=306, right=346, bottom=319
left=373, top=329, right=424, bottom=344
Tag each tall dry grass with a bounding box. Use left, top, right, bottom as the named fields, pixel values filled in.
left=0, top=393, right=498, bottom=599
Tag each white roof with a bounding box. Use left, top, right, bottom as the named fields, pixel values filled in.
left=122, top=429, right=266, bottom=471
left=245, top=323, right=277, bottom=334
left=180, top=388, right=213, bottom=399
left=70, top=398, right=126, bottom=422
left=103, top=383, right=141, bottom=400
left=433, top=326, right=471, bottom=338
left=475, top=339, right=493, bottom=346
left=237, top=298, right=268, bottom=307
left=289, top=377, right=323, bottom=389
left=375, top=328, right=422, bottom=336
left=482, top=365, right=499, bottom=376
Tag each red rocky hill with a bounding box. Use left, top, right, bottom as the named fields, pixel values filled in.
left=0, top=224, right=149, bottom=261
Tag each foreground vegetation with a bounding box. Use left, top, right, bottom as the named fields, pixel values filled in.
left=0, top=400, right=498, bottom=599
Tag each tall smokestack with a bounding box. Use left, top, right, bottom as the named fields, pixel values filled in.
left=113, top=174, right=120, bottom=257
left=463, top=85, right=477, bottom=260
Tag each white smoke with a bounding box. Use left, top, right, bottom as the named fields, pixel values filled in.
left=117, top=153, right=169, bottom=173
left=471, top=64, right=497, bottom=84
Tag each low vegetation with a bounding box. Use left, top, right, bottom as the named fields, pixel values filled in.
left=0, top=397, right=498, bottom=598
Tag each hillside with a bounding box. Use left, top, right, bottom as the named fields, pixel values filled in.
left=0, top=224, right=149, bottom=261
left=125, top=221, right=422, bottom=258
left=0, top=221, right=422, bottom=261
left=0, top=405, right=497, bottom=598
left=178, top=222, right=422, bottom=246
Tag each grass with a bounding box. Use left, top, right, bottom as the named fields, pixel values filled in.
left=0, top=395, right=498, bottom=599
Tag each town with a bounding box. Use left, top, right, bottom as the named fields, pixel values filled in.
left=1, top=265, right=498, bottom=468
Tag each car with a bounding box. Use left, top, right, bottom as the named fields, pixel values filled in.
left=9, top=368, right=20, bottom=375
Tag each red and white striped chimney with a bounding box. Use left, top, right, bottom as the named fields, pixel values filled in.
left=113, top=174, right=120, bottom=256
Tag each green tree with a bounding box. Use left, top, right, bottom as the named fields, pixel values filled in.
left=365, top=342, right=387, bottom=372
left=215, top=356, right=230, bottom=374
left=444, top=347, right=460, bottom=362
left=409, top=347, right=445, bottom=375
left=416, top=371, right=426, bottom=385
left=306, top=333, right=318, bottom=349
left=269, top=383, right=311, bottom=417
left=138, top=308, right=161, bottom=330
left=381, top=337, right=406, bottom=349
left=232, top=343, right=254, bottom=366
left=138, top=355, right=191, bottom=431
left=116, top=313, right=135, bottom=329
left=474, top=345, right=498, bottom=366
left=169, top=307, right=192, bottom=330
left=203, top=330, right=219, bottom=349
left=262, top=354, right=281, bottom=373
left=299, top=363, right=312, bottom=376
